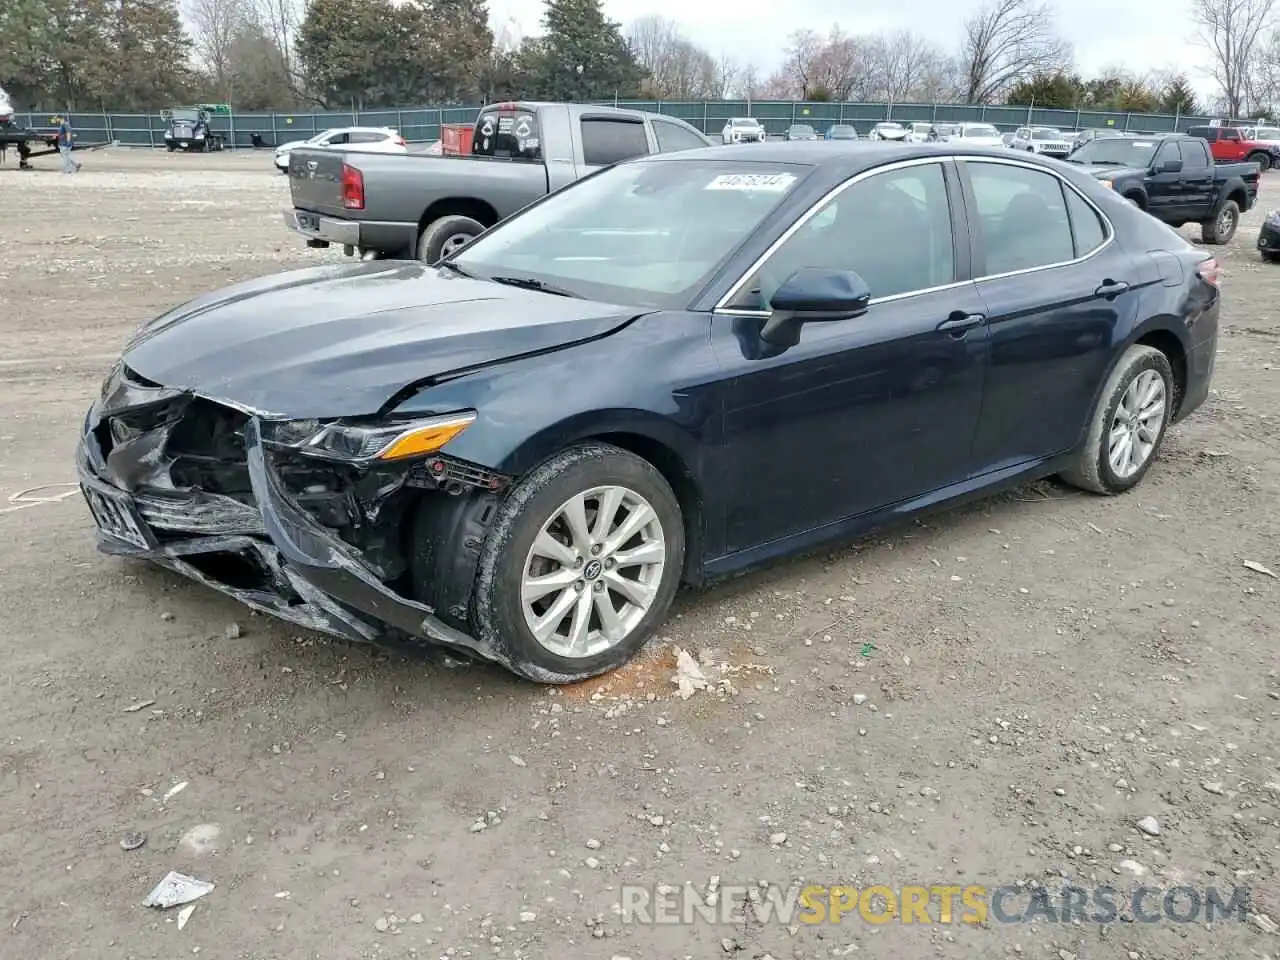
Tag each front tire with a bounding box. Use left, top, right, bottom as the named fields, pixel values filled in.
left=1059, top=345, right=1174, bottom=495
left=471, top=442, right=685, bottom=683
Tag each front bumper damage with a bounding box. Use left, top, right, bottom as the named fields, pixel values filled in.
left=76, top=365, right=509, bottom=663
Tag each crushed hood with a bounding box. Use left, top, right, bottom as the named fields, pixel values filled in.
left=121, top=261, right=639, bottom=419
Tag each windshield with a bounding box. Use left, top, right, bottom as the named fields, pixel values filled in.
left=171, top=110, right=198, bottom=122
left=732, top=119, right=760, bottom=127
left=830, top=125, right=854, bottom=133
left=790, top=125, right=815, bottom=135
left=451, top=160, right=809, bottom=309
left=877, top=123, right=903, bottom=130
left=1068, top=137, right=1159, bottom=165
left=308, top=129, right=339, bottom=143
left=1032, top=128, right=1063, bottom=140
left=961, top=124, right=1000, bottom=138
left=934, top=124, right=958, bottom=135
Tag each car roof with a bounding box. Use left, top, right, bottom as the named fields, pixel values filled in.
left=641, top=141, right=1088, bottom=174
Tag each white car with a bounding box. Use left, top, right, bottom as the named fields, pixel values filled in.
left=1009, top=126, right=1073, bottom=158
left=869, top=121, right=907, bottom=141
left=721, top=117, right=766, bottom=144
left=904, top=122, right=933, bottom=142
left=951, top=122, right=1005, bottom=148
left=274, top=126, right=407, bottom=172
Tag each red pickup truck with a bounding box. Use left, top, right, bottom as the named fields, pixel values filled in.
left=1187, top=125, right=1279, bottom=170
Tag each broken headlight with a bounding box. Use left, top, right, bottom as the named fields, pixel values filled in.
left=264, top=411, right=477, bottom=464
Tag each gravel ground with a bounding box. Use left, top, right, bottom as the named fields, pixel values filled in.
left=1, top=147, right=1278, bottom=960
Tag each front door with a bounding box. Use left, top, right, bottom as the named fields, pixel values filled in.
left=956, top=157, right=1137, bottom=470
left=1144, top=139, right=1187, bottom=220
left=710, top=158, right=990, bottom=554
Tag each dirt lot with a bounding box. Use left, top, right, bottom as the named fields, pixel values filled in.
left=1, top=148, right=1277, bottom=960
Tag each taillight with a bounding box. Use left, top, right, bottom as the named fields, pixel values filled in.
left=394, top=136, right=406, bottom=146
left=1196, top=257, right=1221, bottom=287
left=341, top=163, right=364, bottom=210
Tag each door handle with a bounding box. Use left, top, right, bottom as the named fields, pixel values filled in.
left=1095, top=279, right=1130, bottom=298
left=936, top=311, right=987, bottom=337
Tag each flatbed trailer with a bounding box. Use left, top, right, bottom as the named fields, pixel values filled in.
left=0, top=125, right=110, bottom=169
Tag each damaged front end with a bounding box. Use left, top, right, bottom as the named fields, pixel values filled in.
left=76, top=362, right=511, bottom=660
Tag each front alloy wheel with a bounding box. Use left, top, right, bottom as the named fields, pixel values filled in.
left=470, top=441, right=685, bottom=683
left=521, top=486, right=667, bottom=658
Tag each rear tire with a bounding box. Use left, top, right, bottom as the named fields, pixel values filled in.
left=416, top=214, right=485, bottom=263
left=1059, top=345, right=1174, bottom=496
left=1262, top=250, right=1280, bottom=263
left=1201, top=199, right=1239, bottom=244
left=470, top=442, right=685, bottom=684
left=1247, top=151, right=1270, bottom=171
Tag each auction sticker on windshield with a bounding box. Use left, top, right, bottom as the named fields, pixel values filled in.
left=705, top=173, right=797, bottom=191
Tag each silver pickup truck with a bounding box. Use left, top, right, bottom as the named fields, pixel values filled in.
left=283, top=101, right=713, bottom=262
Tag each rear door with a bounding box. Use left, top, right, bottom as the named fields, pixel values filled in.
left=959, top=157, right=1135, bottom=468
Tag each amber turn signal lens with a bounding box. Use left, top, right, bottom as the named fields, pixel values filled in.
left=376, top=415, right=476, bottom=461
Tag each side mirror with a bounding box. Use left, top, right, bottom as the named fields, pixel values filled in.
left=760, top=268, right=872, bottom=347
left=1157, top=158, right=1183, bottom=173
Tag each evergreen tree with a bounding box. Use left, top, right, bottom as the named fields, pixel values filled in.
left=517, top=0, right=642, bottom=100
left=1159, top=75, right=1199, bottom=116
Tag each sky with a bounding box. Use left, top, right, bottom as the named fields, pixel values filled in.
left=486, top=0, right=1218, bottom=99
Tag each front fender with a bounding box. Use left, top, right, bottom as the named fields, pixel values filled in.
left=478, top=408, right=704, bottom=477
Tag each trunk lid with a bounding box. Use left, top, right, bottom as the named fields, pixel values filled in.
left=289, top=147, right=350, bottom=216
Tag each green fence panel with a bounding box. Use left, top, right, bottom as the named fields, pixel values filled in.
left=12, top=100, right=1220, bottom=147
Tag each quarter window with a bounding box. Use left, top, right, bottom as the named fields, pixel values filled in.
left=727, top=162, right=954, bottom=308
left=967, top=162, right=1074, bottom=275
left=581, top=118, right=651, bottom=166
left=1064, top=188, right=1107, bottom=256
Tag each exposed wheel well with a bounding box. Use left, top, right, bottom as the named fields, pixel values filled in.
left=1124, top=191, right=1147, bottom=210
left=1135, top=329, right=1187, bottom=416
left=418, top=197, right=500, bottom=233
left=1225, top=188, right=1247, bottom=211
left=591, top=432, right=705, bottom=585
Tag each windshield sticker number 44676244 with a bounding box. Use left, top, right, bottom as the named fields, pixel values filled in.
left=704, top=173, right=797, bottom=192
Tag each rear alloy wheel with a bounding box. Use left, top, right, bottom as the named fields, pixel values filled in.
left=1059, top=344, right=1173, bottom=495
left=1201, top=200, right=1239, bottom=244
left=471, top=442, right=685, bottom=683
left=417, top=214, right=485, bottom=263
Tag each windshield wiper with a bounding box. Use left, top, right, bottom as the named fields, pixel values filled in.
left=487, top=275, right=582, bottom=298
left=437, top=260, right=474, bottom=278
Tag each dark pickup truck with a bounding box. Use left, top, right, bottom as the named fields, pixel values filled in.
left=284, top=102, right=713, bottom=262
left=1062, top=132, right=1260, bottom=244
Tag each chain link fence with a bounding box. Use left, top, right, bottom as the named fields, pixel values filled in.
left=15, top=100, right=1216, bottom=147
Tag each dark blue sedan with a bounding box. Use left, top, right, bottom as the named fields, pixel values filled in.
left=76, top=143, right=1220, bottom=683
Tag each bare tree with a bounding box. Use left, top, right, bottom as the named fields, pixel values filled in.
left=1193, top=0, right=1276, bottom=116
left=959, top=0, right=1070, bottom=103
left=626, top=15, right=719, bottom=98
left=865, top=30, right=944, bottom=103
left=186, top=0, right=248, bottom=97
left=249, top=0, right=303, bottom=92
left=736, top=62, right=764, bottom=100
left=710, top=53, right=740, bottom=99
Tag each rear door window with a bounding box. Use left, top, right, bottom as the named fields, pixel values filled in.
left=581, top=117, right=651, bottom=166
left=473, top=108, right=542, bottom=161
left=652, top=119, right=708, bottom=153
left=1183, top=139, right=1210, bottom=169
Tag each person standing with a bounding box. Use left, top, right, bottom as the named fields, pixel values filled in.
left=57, top=114, right=82, bottom=173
